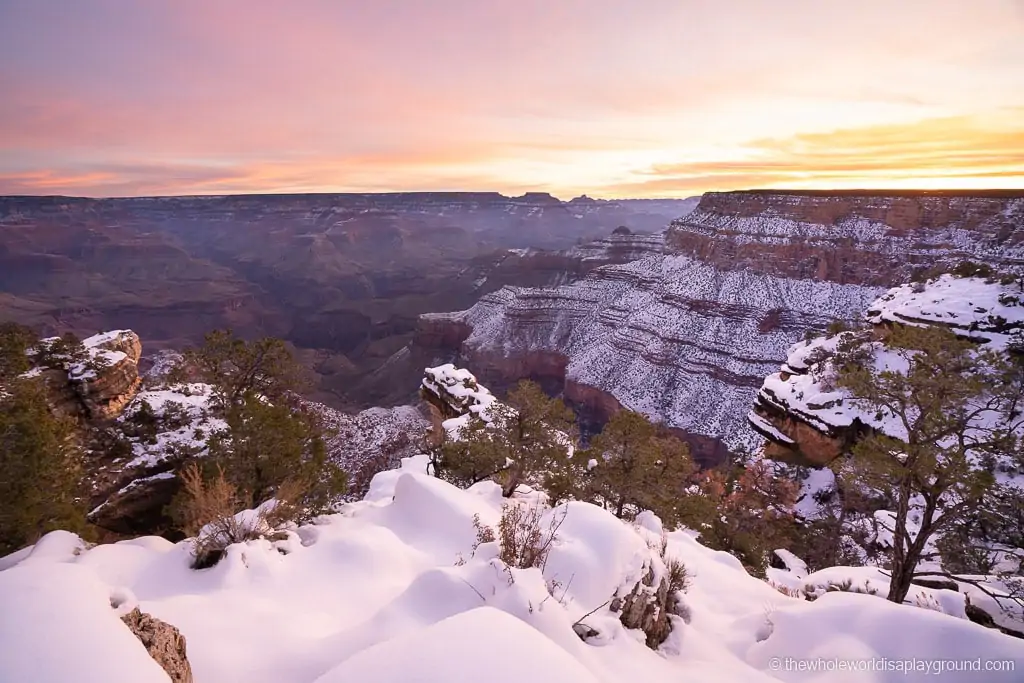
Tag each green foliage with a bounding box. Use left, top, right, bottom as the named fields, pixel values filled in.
left=122, top=399, right=160, bottom=443
left=32, top=332, right=87, bottom=370
left=196, top=394, right=346, bottom=523
left=0, top=379, right=89, bottom=555
left=936, top=483, right=1024, bottom=576
left=0, top=322, right=37, bottom=381
left=833, top=324, right=1019, bottom=603
left=674, top=461, right=799, bottom=576
left=434, top=380, right=577, bottom=498
left=585, top=411, right=696, bottom=521
left=183, top=329, right=308, bottom=408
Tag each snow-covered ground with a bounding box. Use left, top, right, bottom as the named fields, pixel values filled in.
left=119, top=384, right=226, bottom=467
left=867, top=273, right=1024, bottom=349
left=3, top=455, right=1022, bottom=683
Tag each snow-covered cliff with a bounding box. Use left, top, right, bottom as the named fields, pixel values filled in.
left=413, top=191, right=1024, bottom=461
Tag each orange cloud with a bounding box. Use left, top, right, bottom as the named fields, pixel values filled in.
left=5, top=114, right=1024, bottom=198
left=604, top=115, right=1024, bottom=196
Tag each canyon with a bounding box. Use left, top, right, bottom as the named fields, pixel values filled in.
left=407, top=190, right=1024, bottom=465
left=0, top=193, right=697, bottom=409
left=5, top=189, right=1024, bottom=467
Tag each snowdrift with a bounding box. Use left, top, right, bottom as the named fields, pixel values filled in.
left=2, top=455, right=1022, bottom=683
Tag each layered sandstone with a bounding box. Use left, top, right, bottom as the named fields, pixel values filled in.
left=32, top=330, right=143, bottom=420
left=0, top=192, right=697, bottom=412
left=411, top=191, right=1024, bottom=460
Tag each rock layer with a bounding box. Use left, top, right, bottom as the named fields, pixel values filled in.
left=412, top=191, right=1024, bottom=458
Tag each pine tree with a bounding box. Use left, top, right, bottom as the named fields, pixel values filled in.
left=586, top=411, right=696, bottom=520
left=0, top=378, right=88, bottom=555
left=832, top=324, right=1022, bottom=604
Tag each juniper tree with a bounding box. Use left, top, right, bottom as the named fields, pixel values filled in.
left=435, top=380, right=576, bottom=498
left=0, top=322, right=36, bottom=381
left=170, top=331, right=344, bottom=532
left=586, top=411, right=696, bottom=520
left=197, top=393, right=346, bottom=523
left=832, top=324, right=1023, bottom=604
left=183, top=329, right=308, bottom=408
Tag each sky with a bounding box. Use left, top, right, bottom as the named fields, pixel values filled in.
left=1, top=0, right=1023, bottom=198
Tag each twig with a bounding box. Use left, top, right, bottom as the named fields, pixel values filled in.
left=572, top=599, right=611, bottom=627
left=459, top=577, right=487, bottom=603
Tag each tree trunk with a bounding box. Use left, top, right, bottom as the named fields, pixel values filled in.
left=614, top=496, right=625, bottom=519
left=887, top=552, right=916, bottom=604
left=886, top=479, right=915, bottom=604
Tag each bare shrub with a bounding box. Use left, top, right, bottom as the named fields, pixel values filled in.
left=456, top=503, right=567, bottom=581
left=176, top=462, right=301, bottom=569
left=770, top=582, right=804, bottom=599
left=176, top=462, right=238, bottom=538
left=665, top=557, right=690, bottom=595
left=472, top=513, right=497, bottom=547
left=497, top=502, right=566, bottom=571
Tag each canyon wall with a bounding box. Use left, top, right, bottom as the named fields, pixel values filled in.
left=411, top=191, right=1024, bottom=464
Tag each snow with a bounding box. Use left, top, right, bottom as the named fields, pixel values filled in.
left=0, top=563, right=170, bottom=683
left=449, top=249, right=884, bottom=452
left=314, top=607, right=601, bottom=683
left=130, top=384, right=216, bottom=417
left=83, top=329, right=133, bottom=348
left=748, top=591, right=1022, bottom=682
left=772, top=549, right=808, bottom=578
left=867, top=274, right=1024, bottom=349
left=118, top=385, right=224, bottom=464
left=32, top=329, right=137, bottom=381
left=3, top=457, right=1023, bottom=683
left=747, top=410, right=795, bottom=444
left=422, top=364, right=499, bottom=437
left=756, top=275, right=1024, bottom=459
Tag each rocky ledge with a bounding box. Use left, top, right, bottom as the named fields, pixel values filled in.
left=749, top=273, right=1024, bottom=466
left=32, top=330, right=143, bottom=421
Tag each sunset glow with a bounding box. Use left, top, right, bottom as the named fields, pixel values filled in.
left=1, top=0, right=1023, bottom=197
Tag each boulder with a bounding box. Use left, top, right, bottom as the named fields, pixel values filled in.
left=75, top=330, right=143, bottom=420
left=120, top=608, right=193, bottom=683
left=610, top=564, right=679, bottom=649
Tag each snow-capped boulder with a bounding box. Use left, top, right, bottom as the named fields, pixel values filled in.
left=28, top=329, right=144, bottom=420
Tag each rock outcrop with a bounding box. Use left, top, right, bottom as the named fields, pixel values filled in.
left=120, top=608, right=194, bottom=683
left=33, top=330, right=143, bottom=420
left=419, top=364, right=498, bottom=439
left=412, top=191, right=1024, bottom=461
left=74, top=330, right=143, bottom=419
left=749, top=274, right=1024, bottom=466
left=611, top=564, right=681, bottom=649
